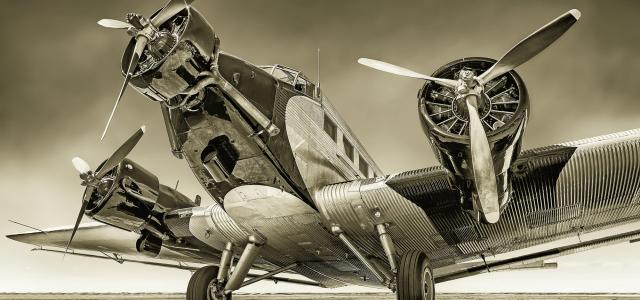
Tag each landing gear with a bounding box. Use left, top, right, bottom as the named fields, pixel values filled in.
left=188, top=238, right=262, bottom=300
left=397, top=250, right=434, bottom=300
left=186, top=265, right=231, bottom=300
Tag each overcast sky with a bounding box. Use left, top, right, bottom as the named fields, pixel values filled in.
left=2, top=0, right=640, bottom=293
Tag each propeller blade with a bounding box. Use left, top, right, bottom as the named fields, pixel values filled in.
left=97, top=19, right=131, bottom=29
left=465, top=96, right=500, bottom=223
left=71, top=157, right=91, bottom=174
left=151, top=0, right=194, bottom=28
left=358, top=58, right=458, bottom=89
left=100, top=35, right=149, bottom=141
left=478, top=9, right=581, bottom=84
left=95, top=126, right=146, bottom=178
left=64, top=187, right=93, bottom=253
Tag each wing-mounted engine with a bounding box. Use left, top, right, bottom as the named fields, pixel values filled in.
left=418, top=57, right=528, bottom=222
left=358, top=9, right=580, bottom=223
left=68, top=127, right=197, bottom=257
left=84, top=158, right=195, bottom=244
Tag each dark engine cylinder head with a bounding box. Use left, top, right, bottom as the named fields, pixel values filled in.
left=84, top=158, right=197, bottom=239
left=418, top=57, right=529, bottom=213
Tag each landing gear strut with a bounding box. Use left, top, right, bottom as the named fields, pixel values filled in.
left=188, top=237, right=263, bottom=300
left=397, top=250, right=434, bottom=300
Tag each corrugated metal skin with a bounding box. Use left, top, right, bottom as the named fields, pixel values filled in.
left=316, top=129, right=640, bottom=269
left=284, top=97, right=357, bottom=189
left=182, top=129, right=640, bottom=288
left=189, top=198, right=383, bottom=288
left=189, top=204, right=249, bottom=251
left=231, top=211, right=382, bottom=288
left=266, top=86, right=311, bottom=201
left=557, top=132, right=640, bottom=233
left=316, top=169, right=456, bottom=268
left=164, top=211, right=192, bottom=238
left=321, top=99, right=383, bottom=175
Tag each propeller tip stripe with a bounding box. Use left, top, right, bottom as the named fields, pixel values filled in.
left=569, top=9, right=581, bottom=20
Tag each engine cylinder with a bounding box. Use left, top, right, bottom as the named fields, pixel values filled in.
left=418, top=57, right=529, bottom=215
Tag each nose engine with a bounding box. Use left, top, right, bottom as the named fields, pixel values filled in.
left=96, top=0, right=218, bottom=140
left=122, top=7, right=218, bottom=104
left=418, top=57, right=528, bottom=222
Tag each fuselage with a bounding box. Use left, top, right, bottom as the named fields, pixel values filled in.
left=159, top=51, right=383, bottom=209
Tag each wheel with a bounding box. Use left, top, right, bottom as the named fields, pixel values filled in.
left=186, top=265, right=232, bottom=300
left=397, top=250, right=434, bottom=300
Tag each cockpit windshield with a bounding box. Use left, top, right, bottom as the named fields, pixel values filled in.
left=259, top=65, right=321, bottom=99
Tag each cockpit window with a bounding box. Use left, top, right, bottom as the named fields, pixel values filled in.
left=261, top=65, right=321, bottom=99
left=297, top=77, right=307, bottom=92
left=259, top=65, right=275, bottom=74
left=272, top=68, right=296, bottom=85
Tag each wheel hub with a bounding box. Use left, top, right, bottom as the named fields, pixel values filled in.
left=421, top=266, right=434, bottom=298
left=207, top=279, right=228, bottom=300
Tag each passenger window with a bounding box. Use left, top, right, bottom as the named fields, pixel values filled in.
left=359, top=156, right=369, bottom=176
left=324, top=114, right=337, bottom=142
left=343, top=137, right=354, bottom=161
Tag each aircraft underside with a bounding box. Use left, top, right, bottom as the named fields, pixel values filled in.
left=7, top=1, right=640, bottom=300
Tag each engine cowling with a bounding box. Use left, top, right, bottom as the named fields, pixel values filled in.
left=83, top=158, right=196, bottom=254
left=418, top=57, right=529, bottom=221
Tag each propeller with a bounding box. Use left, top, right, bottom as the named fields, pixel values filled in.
left=71, top=157, right=91, bottom=174
left=98, top=0, right=194, bottom=141
left=100, top=35, right=148, bottom=141
left=357, top=58, right=458, bottom=89
left=357, top=9, right=580, bottom=223
left=97, top=19, right=131, bottom=29
left=477, top=9, right=581, bottom=85
left=465, top=96, right=499, bottom=223
left=65, top=126, right=146, bottom=253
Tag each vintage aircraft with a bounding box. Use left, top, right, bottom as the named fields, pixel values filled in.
left=7, top=1, right=640, bottom=299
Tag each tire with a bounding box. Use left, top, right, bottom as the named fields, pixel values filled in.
left=186, top=265, right=231, bottom=300
left=397, top=250, right=435, bottom=300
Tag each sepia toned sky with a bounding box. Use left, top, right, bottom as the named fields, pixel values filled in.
left=2, top=0, right=640, bottom=293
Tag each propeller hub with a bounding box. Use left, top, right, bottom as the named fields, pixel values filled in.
left=452, top=91, right=491, bottom=122
left=459, top=69, right=478, bottom=88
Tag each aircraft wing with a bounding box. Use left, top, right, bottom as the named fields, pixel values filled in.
left=6, top=222, right=213, bottom=265
left=314, top=129, right=640, bottom=280
left=6, top=222, right=322, bottom=286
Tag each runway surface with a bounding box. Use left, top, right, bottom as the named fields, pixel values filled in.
left=2, top=294, right=640, bottom=300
